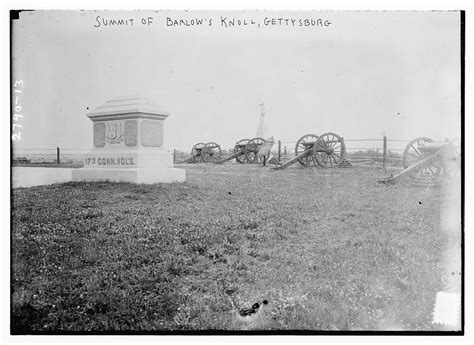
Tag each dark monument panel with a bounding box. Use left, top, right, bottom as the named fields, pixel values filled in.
left=141, top=121, right=163, bottom=147
left=124, top=120, right=137, bottom=147
left=93, top=122, right=106, bottom=148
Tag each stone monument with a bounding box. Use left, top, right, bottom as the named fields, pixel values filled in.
left=256, top=103, right=267, bottom=138
left=72, top=95, right=185, bottom=184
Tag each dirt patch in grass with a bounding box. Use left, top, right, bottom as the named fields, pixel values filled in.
left=11, top=165, right=456, bottom=332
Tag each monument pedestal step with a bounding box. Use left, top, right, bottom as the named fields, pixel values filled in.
left=72, top=168, right=185, bottom=184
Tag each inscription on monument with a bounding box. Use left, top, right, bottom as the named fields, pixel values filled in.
left=124, top=120, right=137, bottom=147
left=141, top=120, right=163, bottom=147
left=93, top=122, right=106, bottom=148
left=84, top=156, right=136, bottom=167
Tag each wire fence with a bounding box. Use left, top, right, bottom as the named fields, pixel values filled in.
left=12, top=148, right=89, bottom=167
left=11, top=136, right=449, bottom=171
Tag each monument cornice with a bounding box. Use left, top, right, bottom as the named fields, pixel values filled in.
left=87, top=112, right=170, bottom=122
left=86, top=95, right=171, bottom=121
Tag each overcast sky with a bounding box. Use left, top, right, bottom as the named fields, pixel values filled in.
left=12, top=10, right=461, bottom=151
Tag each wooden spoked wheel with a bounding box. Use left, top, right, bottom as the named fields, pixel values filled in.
left=402, top=137, right=442, bottom=177
left=190, top=142, right=206, bottom=163
left=441, top=138, right=461, bottom=179
left=234, top=139, right=249, bottom=163
left=295, top=134, right=319, bottom=167
left=441, top=150, right=460, bottom=179
left=244, top=137, right=266, bottom=164
left=202, top=142, right=221, bottom=163
left=314, top=132, right=346, bottom=168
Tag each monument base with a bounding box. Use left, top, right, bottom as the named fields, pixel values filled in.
left=71, top=168, right=185, bottom=184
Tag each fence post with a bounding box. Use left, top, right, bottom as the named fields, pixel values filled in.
left=278, top=140, right=281, bottom=163
left=56, top=147, right=60, bottom=165
left=173, top=149, right=177, bottom=164
left=382, top=136, right=387, bottom=174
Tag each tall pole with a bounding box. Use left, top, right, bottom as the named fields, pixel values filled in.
left=278, top=140, right=281, bottom=164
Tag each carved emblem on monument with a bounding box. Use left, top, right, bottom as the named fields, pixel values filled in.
left=106, top=122, right=124, bottom=144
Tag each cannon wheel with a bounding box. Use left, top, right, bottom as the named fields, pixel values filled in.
left=190, top=142, right=206, bottom=163
left=402, top=137, right=442, bottom=177
left=441, top=138, right=461, bottom=179
left=441, top=150, right=461, bottom=179
left=244, top=137, right=266, bottom=164
left=295, top=134, right=319, bottom=167
left=314, top=132, right=346, bottom=168
left=202, top=142, right=221, bottom=163
left=234, top=139, right=249, bottom=164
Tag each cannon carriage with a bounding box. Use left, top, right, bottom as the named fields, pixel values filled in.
left=379, top=136, right=460, bottom=184
left=181, top=142, right=222, bottom=164
left=219, top=137, right=270, bottom=164
left=274, top=132, right=346, bottom=170
left=402, top=137, right=460, bottom=178
left=232, top=138, right=250, bottom=164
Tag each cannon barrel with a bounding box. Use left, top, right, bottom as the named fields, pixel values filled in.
left=419, top=142, right=449, bottom=153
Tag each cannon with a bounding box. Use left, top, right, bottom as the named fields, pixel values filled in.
left=233, top=138, right=250, bottom=164
left=379, top=137, right=460, bottom=184
left=182, top=142, right=222, bottom=163
left=218, top=137, right=270, bottom=164
left=402, top=137, right=460, bottom=177
left=274, top=132, right=346, bottom=170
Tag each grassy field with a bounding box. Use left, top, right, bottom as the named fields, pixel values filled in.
left=11, top=164, right=454, bottom=332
